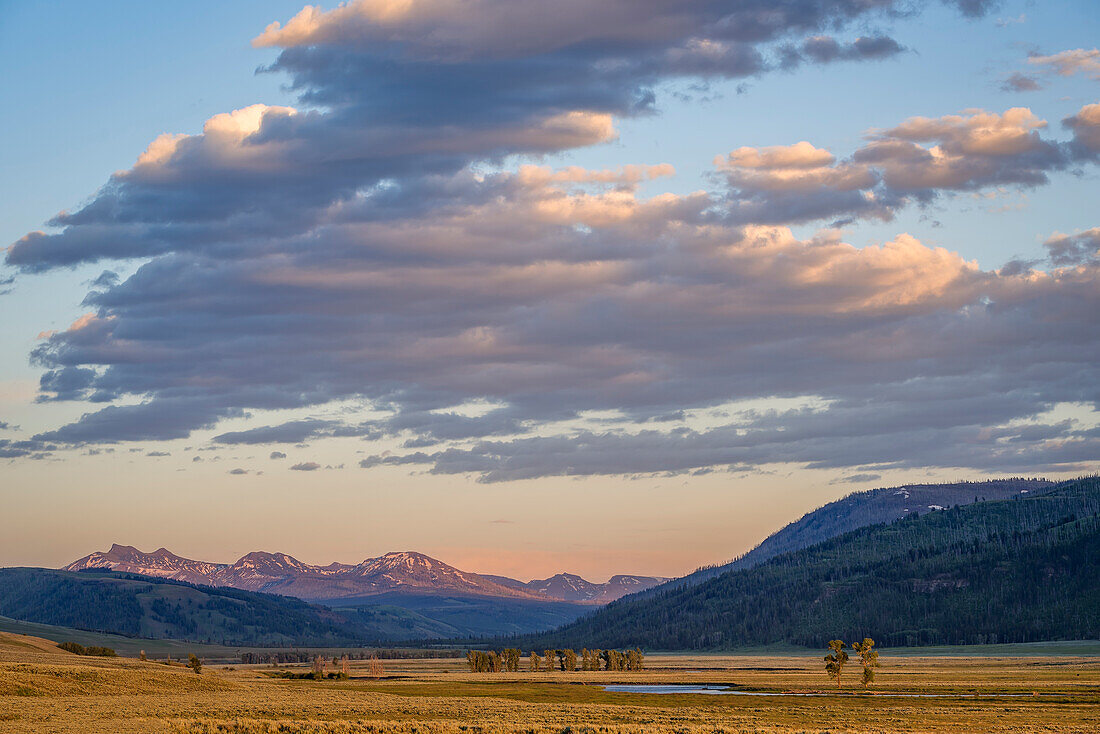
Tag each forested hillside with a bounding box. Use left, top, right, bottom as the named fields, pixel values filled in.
left=0, top=569, right=381, bottom=646
left=644, top=478, right=1051, bottom=597
left=524, top=476, right=1100, bottom=650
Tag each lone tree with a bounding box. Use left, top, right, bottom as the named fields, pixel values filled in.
left=851, top=638, right=880, bottom=687
left=823, top=640, right=848, bottom=688
left=188, top=654, right=202, bottom=675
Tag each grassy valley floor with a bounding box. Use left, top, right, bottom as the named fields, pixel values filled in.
left=2, top=632, right=1099, bottom=733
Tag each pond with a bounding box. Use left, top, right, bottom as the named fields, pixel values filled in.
left=599, top=685, right=1049, bottom=698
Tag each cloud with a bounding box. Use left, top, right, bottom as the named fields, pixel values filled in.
left=830, top=473, right=882, bottom=485
left=213, top=419, right=338, bottom=445
left=270, top=450, right=287, bottom=459
left=146, top=450, right=170, bottom=457
left=33, top=399, right=240, bottom=445
left=1000, top=72, right=1042, bottom=92
left=715, top=105, right=1092, bottom=225
left=5, top=0, right=1095, bottom=483
left=254, top=1, right=928, bottom=60
left=362, top=392, right=1100, bottom=482
left=0, top=439, right=55, bottom=459
left=1044, top=228, right=1100, bottom=267
left=1063, top=103, right=1100, bottom=159
left=796, top=35, right=906, bottom=65
left=995, top=14, right=1026, bottom=28
left=228, top=468, right=249, bottom=475
left=1029, top=48, right=1100, bottom=80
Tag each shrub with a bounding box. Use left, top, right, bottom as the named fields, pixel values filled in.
left=57, top=641, right=117, bottom=657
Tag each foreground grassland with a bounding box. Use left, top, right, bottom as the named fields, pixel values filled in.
left=2, top=632, right=1099, bottom=733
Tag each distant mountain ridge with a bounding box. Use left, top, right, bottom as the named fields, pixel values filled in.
left=63, top=546, right=665, bottom=604
left=483, top=572, right=670, bottom=603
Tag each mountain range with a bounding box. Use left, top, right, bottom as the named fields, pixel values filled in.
left=63, top=546, right=667, bottom=605
left=1, top=476, right=1087, bottom=649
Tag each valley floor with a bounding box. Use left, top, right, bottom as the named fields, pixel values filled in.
left=2, top=632, right=1099, bottom=733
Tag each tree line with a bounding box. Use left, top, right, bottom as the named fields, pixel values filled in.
left=239, top=648, right=463, bottom=664
left=57, top=641, right=117, bottom=657
left=466, top=648, right=644, bottom=672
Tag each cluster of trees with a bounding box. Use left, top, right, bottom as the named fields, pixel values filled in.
left=466, top=648, right=644, bottom=672
left=824, top=638, right=879, bottom=688
left=56, top=641, right=117, bottom=657
left=522, top=477, right=1100, bottom=650
left=269, top=655, right=353, bottom=680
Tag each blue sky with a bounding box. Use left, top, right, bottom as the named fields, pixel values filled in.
left=1, top=0, right=1097, bottom=578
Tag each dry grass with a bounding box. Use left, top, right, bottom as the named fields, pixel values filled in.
left=2, top=632, right=1098, bottom=733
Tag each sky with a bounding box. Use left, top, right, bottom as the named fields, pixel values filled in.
left=1, top=0, right=1098, bottom=581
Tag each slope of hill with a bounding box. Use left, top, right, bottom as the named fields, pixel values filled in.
left=644, top=478, right=1052, bottom=597
left=524, top=476, right=1100, bottom=650
left=0, top=568, right=377, bottom=646
left=63, top=547, right=663, bottom=604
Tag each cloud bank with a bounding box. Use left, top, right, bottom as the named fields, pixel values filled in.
left=5, top=0, right=1099, bottom=481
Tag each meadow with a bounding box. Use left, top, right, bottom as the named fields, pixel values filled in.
left=2, top=631, right=1098, bottom=733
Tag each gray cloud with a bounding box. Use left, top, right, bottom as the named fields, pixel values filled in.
left=1063, top=104, right=1100, bottom=159
left=1044, top=228, right=1100, bottom=267
left=830, top=473, right=882, bottom=485
left=1000, top=72, right=1042, bottom=92
left=33, top=399, right=240, bottom=445
left=270, top=450, right=287, bottom=459
left=0, top=438, right=55, bottom=459
left=290, top=461, right=321, bottom=471
left=214, top=419, right=338, bottom=445
left=797, top=35, right=906, bottom=65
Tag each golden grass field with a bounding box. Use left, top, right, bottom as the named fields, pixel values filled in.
left=2, top=631, right=1098, bottom=733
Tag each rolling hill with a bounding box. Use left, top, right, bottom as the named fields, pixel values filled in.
left=522, top=476, right=1100, bottom=650
left=0, top=568, right=373, bottom=646
left=640, top=478, right=1052, bottom=598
